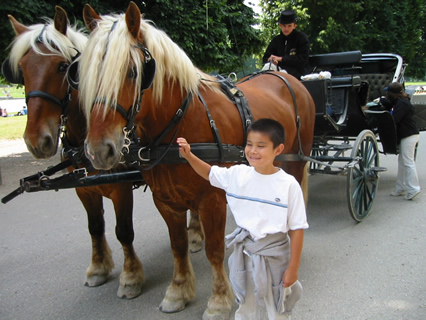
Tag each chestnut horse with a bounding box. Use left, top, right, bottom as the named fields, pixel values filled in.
left=77, top=2, right=315, bottom=319
left=4, top=7, right=146, bottom=299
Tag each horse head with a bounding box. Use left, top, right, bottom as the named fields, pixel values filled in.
left=4, top=7, right=87, bottom=159
left=81, top=2, right=158, bottom=170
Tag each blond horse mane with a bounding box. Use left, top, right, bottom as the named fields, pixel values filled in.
left=8, top=18, right=87, bottom=78
left=78, top=14, right=221, bottom=120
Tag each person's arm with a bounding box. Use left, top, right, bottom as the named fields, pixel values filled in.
left=283, top=228, right=304, bottom=287
left=177, top=137, right=211, bottom=181
left=263, top=37, right=278, bottom=64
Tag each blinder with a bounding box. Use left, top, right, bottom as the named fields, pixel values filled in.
left=67, top=59, right=79, bottom=91
left=140, top=46, right=156, bottom=91
left=67, top=45, right=156, bottom=93
left=2, top=58, right=24, bottom=85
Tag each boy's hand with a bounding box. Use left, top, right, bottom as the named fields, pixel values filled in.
left=283, top=267, right=298, bottom=288
left=177, top=137, right=191, bottom=159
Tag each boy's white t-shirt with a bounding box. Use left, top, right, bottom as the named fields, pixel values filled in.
left=209, top=164, right=308, bottom=240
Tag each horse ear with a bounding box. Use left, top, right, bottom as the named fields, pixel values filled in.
left=125, top=1, right=141, bottom=40
left=8, top=15, right=28, bottom=35
left=83, top=4, right=101, bottom=32
left=54, top=6, right=68, bottom=35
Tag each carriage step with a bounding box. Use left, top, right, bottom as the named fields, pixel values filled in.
left=371, top=166, right=387, bottom=172
left=333, top=143, right=352, bottom=150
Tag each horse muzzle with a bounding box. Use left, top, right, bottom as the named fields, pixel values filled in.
left=84, top=138, right=122, bottom=170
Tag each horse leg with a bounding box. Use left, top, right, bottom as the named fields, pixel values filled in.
left=154, top=198, right=196, bottom=313
left=188, top=210, right=204, bottom=253
left=198, top=195, right=233, bottom=320
left=110, top=185, right=144, bottom=299
left=76, top=188, right=114, bottom=287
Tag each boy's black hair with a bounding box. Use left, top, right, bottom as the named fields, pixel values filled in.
left=247, top=118, right=285, bottom=148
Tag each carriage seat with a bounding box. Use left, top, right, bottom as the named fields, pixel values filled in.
left=358, top=73, right=392, bottom=102
left=309, top=51, right=362, bottom=75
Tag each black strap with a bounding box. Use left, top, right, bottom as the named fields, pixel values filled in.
left=137, top=143, right=245, bottom=164
left=217, top=75, right=253, bottom=140
left=197, top=92, right=225, bottom=161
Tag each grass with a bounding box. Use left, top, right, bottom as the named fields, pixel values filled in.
left=406, top=81, right=426, bottom=86
left=0, top=85, right=25, bottom=98
left=0, top=115, right=27, bottom=140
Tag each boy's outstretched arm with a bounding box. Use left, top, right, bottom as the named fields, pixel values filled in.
left=283, top=229, right=304, bottom=287
left=177, top=137, right=211, bottom=181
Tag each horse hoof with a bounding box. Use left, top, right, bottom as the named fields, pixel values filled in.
left=117, top=284, right=142, bottom=299
left=189, top=239, right=203, bottom=253
left=188, top=231, right=203, bottom=253
left=202, top=310, right=230, bottom=320
left=159, top=298, right=187, bottom=313
left=85, top=274, right=108, bottom=287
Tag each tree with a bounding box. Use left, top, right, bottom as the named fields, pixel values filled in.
left=0, top=0, right=261, bottom=74
left=140, top=0, right=262, bottom=73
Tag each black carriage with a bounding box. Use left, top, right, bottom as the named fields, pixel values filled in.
left=302, top=51, right=426, bottom=222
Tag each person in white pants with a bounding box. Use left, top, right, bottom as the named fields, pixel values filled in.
left=381, top=82, right=421, bottom=200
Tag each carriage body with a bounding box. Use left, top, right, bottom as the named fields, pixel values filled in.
left=302, top=51, right=426, bottom=221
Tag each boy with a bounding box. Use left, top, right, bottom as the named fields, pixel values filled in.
left=177, top=118, right=308, bottom=319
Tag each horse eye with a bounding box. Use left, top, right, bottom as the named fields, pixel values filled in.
left=129, top=67, right=137, bottom=79
left=59, top=62, right=69, bottom=73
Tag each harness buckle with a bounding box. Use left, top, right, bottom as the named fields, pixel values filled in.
left=138, top=147, right=151, bottom=162
left=175, top=108, right=183, bottom=117
left=210, top=120, right=215, bottom=128
left=73, top=167, right=88, bottom=178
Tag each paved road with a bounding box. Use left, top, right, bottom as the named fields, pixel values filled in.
left=1, top=133, right=425, bottom=320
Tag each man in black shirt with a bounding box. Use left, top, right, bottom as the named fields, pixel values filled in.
left=262, top=10, right=310, bottom=80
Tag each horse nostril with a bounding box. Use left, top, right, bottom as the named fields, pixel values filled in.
left=106, top=141, right=117, bottom=158
left=40, top=135, right=54, bottom=153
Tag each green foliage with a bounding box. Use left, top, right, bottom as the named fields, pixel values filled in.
left=1, top=0, right=261, bottom=75
left=140, top=0, right=262, bottom=73
left=1, top=0, right=424, bottom=79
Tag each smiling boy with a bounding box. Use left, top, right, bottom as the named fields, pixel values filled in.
left=177, top=118, right=307, bottom=319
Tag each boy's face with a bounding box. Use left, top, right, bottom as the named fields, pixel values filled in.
left=245, top=131, right=284, bottom=175
left=279, top=22, right=297, bottom=36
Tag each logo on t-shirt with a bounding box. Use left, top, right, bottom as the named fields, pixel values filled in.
left=275, top=198, right=281, bottom=202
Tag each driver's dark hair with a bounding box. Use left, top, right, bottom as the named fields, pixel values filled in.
left=247, top=118, right=285, bottom=148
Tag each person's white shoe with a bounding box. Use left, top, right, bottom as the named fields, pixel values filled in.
left=404, top=190, right=420, bottom=200
left=390, top=190, right=405, bottom=196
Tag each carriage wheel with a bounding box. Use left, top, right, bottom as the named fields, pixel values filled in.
left=347, top=130, right=380, bottom=222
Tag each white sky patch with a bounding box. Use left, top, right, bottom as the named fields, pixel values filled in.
left=244, top=0, right=262, bottom=15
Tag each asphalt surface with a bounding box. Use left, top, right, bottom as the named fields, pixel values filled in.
left=0, top=133, right=425, bottom=320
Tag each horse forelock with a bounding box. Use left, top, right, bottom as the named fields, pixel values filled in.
left=9, top=19, right=87, bottom=77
